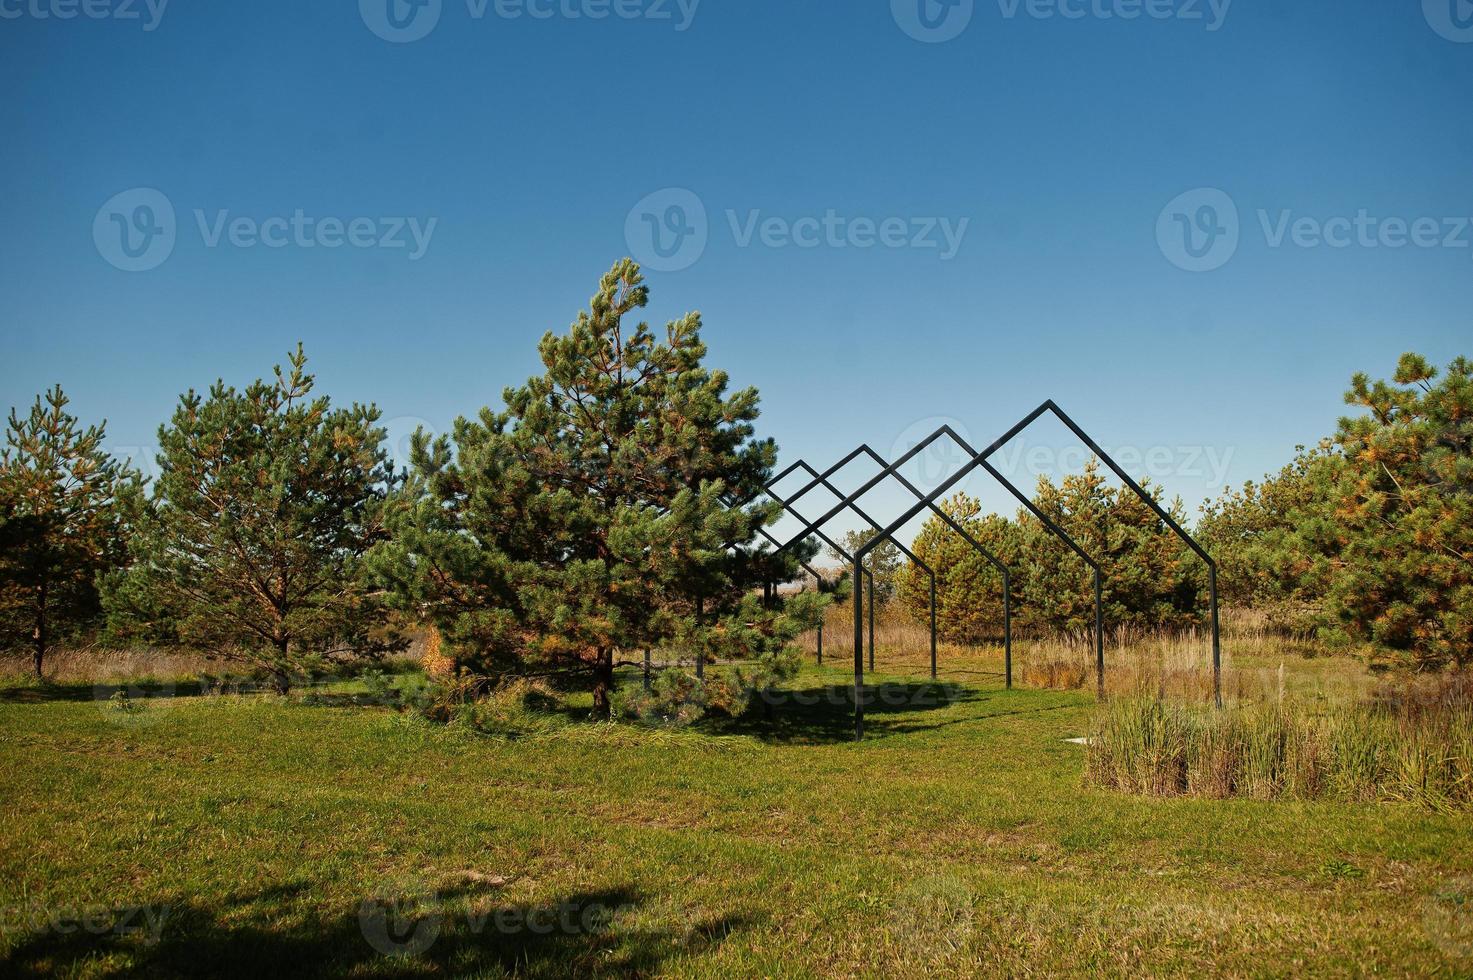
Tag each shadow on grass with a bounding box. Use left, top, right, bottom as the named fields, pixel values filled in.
left=0, top=880, right=752, bottom=979
left=0, top=681, right=207, bottom=705
left=688, top=680, right=986, bottom=744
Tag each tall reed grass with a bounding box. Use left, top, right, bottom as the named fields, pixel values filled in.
left=1085, top=673, right=1473, bottom=809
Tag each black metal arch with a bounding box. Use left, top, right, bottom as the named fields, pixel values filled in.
left=751, top=484, right=884, bottom=668
left=850, top=401, right=1222, bottom=739
left=767, top=461, right=937, bottom=678
left=768, top=430, right=1095, bottom=689
left=773, top=447, right=1015, bottom=686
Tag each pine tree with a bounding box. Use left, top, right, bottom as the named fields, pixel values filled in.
left=1328, top=353, right=1472, bottom=668
left=0, top=387, right=137, bottom=678
left=1197, top=442, right=1341, bottom=633
left=372, top=260, right=824, bottom=716
left=1020, top=460, right=1202, bottom=637
left=102, top=347, right=403, bottom=691
left=825, top=529, right=903, bottom=605
left=895, top=493, right=1021, bottom=643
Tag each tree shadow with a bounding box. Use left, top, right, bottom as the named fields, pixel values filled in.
left=692, top=680, right=985, bottom=744
left=0, top=880, right=754, bottom=979
left=0, top=680, right=214, bottom=705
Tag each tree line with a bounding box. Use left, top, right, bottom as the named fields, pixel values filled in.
left=891, top=353, right=1471, bottom=670
left=2, top=261, right=1468, bottom=695
left=0, top=261, right=828, bottom=713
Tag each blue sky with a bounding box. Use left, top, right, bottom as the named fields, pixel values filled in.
left=2, top=0, right=1469, bottom=544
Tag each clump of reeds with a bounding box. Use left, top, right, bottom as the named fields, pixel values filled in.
left=1085, top=672, right=1473, bottom=809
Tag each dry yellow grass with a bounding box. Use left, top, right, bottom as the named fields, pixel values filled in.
left=802, top=603, right=1375, bottom=706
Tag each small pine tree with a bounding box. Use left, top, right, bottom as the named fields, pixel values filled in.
left=0, top=387, right=137, bottom=678
left=825, top=529, right=903, bottom=605
left=102, top=347, right=404, bottom=691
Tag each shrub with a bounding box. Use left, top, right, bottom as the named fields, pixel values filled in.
left=612, top=669, right=706, bottom=727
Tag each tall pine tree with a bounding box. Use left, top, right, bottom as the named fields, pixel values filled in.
left=1328, top=353, right=1472, bottom=667
left=0, top=387, right=137, bottom=678
left=373, top=260, right=824, bottom=715
left=102, top=347, right=404, bottom=690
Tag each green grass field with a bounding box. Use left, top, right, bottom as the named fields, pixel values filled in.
left=2, top=659, right=1471, bottom=978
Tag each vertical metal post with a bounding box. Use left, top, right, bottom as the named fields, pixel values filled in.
left=817, top=622, right=823, bottom=665
left=1003, top=573, right=1012, bottom=690
left=643, top=648, right=651, bottom=692
left=1210, top=564, right=1222, bottom=708
left=868, top=574, right=875, bottom=672
left=929, top=574, right=938, bottom=680
left=695, top=594, right=704, bottom=680
left=853, top=556, right=864, bottom=741
left=1094, top=570, right=1104, bottom=699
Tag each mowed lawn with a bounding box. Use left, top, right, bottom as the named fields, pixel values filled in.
left=1, top=660, right=1470, bottom=978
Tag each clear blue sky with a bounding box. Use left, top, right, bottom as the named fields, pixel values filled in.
left=2, top=0, right=1469, bottom=544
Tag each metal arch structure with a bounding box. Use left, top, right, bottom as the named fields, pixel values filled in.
left=766, top=462, right=938, bottom=678
left=850, top=401, right=1222, bottom=740
left=768, top=431, right=1095, bottom=690
left=773, top=448, right=1015, bottom=686
left=767, top=423, right=1109, bottom=733
left=749, top=485, right=883, bottom=669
